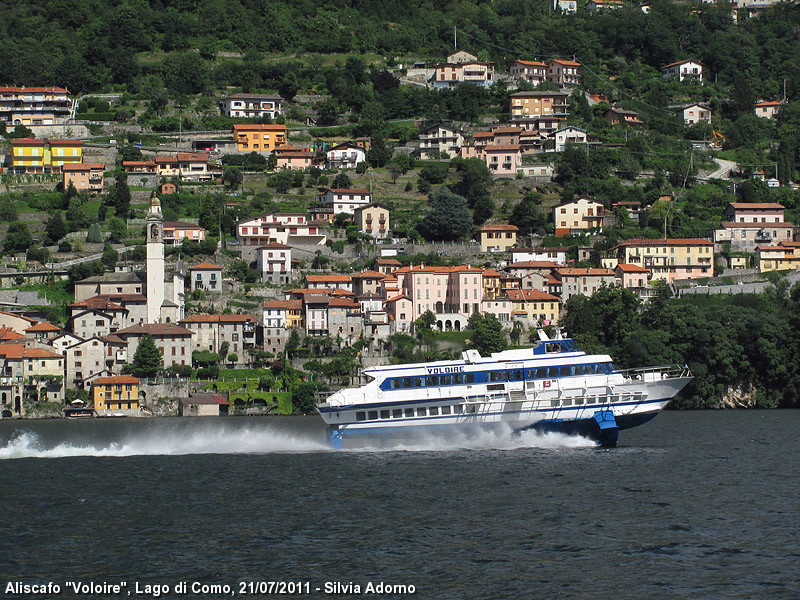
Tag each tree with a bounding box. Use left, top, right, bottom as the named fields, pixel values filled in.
left=128, top=334, right=162, bottom=377
left=114, top=173, right=131, bottom=219
left=285, top=329, right=301, bottom=360
left=388, top=161, right=402, bottom=183
left=101, top=243, right=118, bottom=270
left=452, top=157, right=494, bottom=224
left=291, top=382, right=317, bottom=414
left=414, top=310, right=436, bottom=331
left=417, top=186, right=472, bottom=241
left=227, top=353, right=238, bottom=365
left=509, top=192, right=547, bottom=236
left=368, top=132, right=391, bottom=167
left=108, top=217, right=128, bottom=243
left=3, top=222, right=33, bottom=254
left=223, top=167, right=243, bottom=191
left=45, top=212, right=67, bottom=245
left=272, top=170, right=294, bottom=193
left=468, top=313, right=507, bottom=355
left=333, top=172, right=352, bottom=189
left=86, top=223, right=103, bottom=243
left=419, top=162, right=449, bottom=184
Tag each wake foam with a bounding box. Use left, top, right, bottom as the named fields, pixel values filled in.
left=0, top=423, right=595, bottom=459
left=0, top=426, right=329, bottom=460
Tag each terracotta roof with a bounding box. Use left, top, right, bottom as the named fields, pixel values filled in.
left=0, top=344, right=24, bottom=358
left=483, top=269, right=502, bottom=277
left=10, top=138, right=46, bottom=145
left=506, top=289, right=560, bottom=301
left=330, top=288, right=355, bottom=296
left=115, top=323, right=193, bottom=336
left=507, top=261, right=561, bottom=269
left=93, top=375, right=139, bottom=385
left=24, top=322, right=60, bottom=333
left=62, top=163, right=104, bottom=171
left=514, top=59, right=545, bottom=66
left=473, top=132, right=495, bottom=139
left=662, top=59, right=703, bottom=69
left=557, top=268, right=614, bottom=277
left=0, top=327, right=24, bottom=341
left=184, top=393, right=229, bottom=406
left=549, top=59, right=581, bottom=66
left=69, top=297, right=125, bottom=311
left=728, top=203, right=785, bottom=210
left=263, top=300, right=291, bottom=309
left=0, top=86, right=70, bottom=93
left=233, top=124, right=287, bottom=131
left=616, top=264, right=650, bottom=273
left=480, top=224, right=519, bottom=231
left=326, top=188, right=370, bottom=195
left=306, top=274, right=353, bottom=283
left=384, top=294, right=410, bottom=303
left=376, top=259, right=401, bottom=266
left=493, top=126, right=523, bottom=134
left=328, top=297, right=360, bottom=308
left=23, top=348, right=64, bottom=359
left=122, top=160, right=157, bottom=166
left=754, top=101, right=784, bottom=107
left=188, top=262, right=222, bottom=271
left=352, top=270, right=385, bottom=279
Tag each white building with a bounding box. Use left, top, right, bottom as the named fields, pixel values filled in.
left=682, top=103, right=712, bottom=124
left=661, top=60, right=704, bottom=83
left=326, top=143, right=367, bottom=169
left=554, top=126, right=587, bottom=152
left=318, top=188, right=372, bottom=215
left=237, top=213, right=325, bottom=246
left=221, top=94, right=282, bottom=119
left=257, top=243, right=292, bottom=284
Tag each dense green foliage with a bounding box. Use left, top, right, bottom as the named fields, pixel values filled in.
left=560, top=283, right=800, bottom=409
left=418, top=186, right=473, bottom=241
left=126, top=334, right=162, bottom=378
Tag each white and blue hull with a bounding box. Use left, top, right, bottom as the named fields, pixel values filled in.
left=317, top=339, right=692, bottom=448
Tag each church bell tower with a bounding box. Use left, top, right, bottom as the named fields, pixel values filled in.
left=146, top=192, right=165, bottom=323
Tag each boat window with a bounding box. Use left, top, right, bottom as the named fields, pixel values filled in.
left=356, top=411, right=366, bottom=421
left=391, top=379, right=402, bottom=389
left=550, top=399, right=559, bottom=408
left=403, top=378, right=413, bottom=388
left=565, top=341, right=579, bottom=351
left=441, top=406, right=452, bottom=415
left=601, top=363, right=613, bottom=374
left=511, top=369, right=523, bottom=381
left=466, top=404, right=477, bottom=414
left=380, top=410, right=390, bottom=419
left=572, top=365, right=583, bottom=375
left=417, top=407, right=427, bottom=417
left=562, top=398, right=572, bottom=406
left=405, top=408, right=414, bottom=417
left=465, top=373, right=475, bottom=384
left=452, top=374, right=463, bottom=384
left=455, top=405, right=464, bottom=414
left=392, top=409, right=402, bottom=418
left=427, top=375, right=439, bottom=386
left=414, top=377, right=423, bottom=387
left=547, top=367, right=558, bottom=378
left=439, top=375, right=450, bottom=385
left=368, top=410, right=378, bottom=420
left=489, top=371, right=506, bottom=382
left=545, top=343, right=561, bottom=353
left=559, top=366, right=571, bottom=377
left=535, top=368, right=547, bottom=379
left=430, top=407, right=439, bottom=416
left=611, top=395, right=620, bottom=403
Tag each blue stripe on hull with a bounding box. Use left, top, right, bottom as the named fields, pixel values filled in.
left=326, top=409, right=662, bottom=448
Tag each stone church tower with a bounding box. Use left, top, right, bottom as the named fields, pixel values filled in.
left=146, top=192, right=165, bottom=323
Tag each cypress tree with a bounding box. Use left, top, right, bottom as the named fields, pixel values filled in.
left=130, top=334, right=162, bottom=377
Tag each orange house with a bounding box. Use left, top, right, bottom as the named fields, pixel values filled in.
left=233, top=124, right=287, bottom=152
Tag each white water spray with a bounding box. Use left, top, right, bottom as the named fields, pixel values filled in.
left=0, top=422, right=594, bottom=460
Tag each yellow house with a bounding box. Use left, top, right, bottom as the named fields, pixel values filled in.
left=11, top=138, right=83, bottom=174
left=232, top=124, right=287, bottom=152
left=554, top=197, right=604, bottom=237
left=609, top=238, right=714, bottom=282
left=479, top=224, right=518, bottom=252
left=92, top=375, right=140, bottom=413
left=506, top=289, right=560, bottom=324
left=756, top=242, right=800, bottom=272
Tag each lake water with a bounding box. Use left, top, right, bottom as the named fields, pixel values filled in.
left=1, top=411, right=798, bottom=599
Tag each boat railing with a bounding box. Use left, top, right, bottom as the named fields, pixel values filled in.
left=616, top=364, right=692, bottom=383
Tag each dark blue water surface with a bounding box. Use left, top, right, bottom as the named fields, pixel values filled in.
left=0, top=411, right=798, bottom=600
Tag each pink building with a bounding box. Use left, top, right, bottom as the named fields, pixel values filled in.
left=484, top=144, right=522, bottom=175
left=546, top=59, right=581, bottom=86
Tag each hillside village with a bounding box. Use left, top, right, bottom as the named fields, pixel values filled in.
left=0, top=0, right=800, bottom=416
